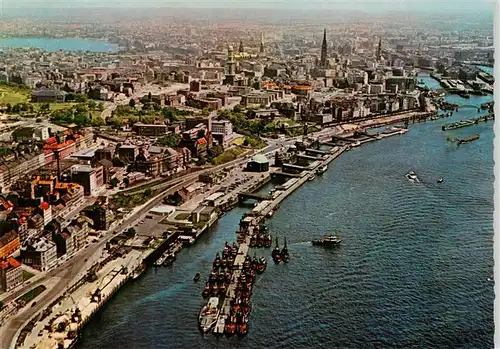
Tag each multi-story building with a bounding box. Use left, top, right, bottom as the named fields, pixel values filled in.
left=53, top=230, right=75, bottom=258
left=21, top=238, right=58, bottom=271
left=52, top=183, right=85, bottom=219
left=132, top=123, right=168, bottom=136
left=95, top=147, right=114, bottom=162
left=84, top=205, right=108, bottom=231
left=0, top=153, right=46, bottom=191
left=211, top=119, right=233, bottom=146
left=66, top=216, right=91, bottom=252
left=71, top=164, right=104, bottom=196
left=0, top=231, right=20, bottom=259
left=117, top=145, right=138, bottom=162
left=0, top=257, right=22, bottom=292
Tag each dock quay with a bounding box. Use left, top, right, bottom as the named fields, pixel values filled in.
left=207, top=146, right=349, bottom=336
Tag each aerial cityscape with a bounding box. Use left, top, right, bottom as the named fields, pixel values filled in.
left=0, top=2, right=495, bottom=349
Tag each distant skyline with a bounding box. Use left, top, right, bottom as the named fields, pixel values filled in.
left=0, top=0, right=496, bottom=12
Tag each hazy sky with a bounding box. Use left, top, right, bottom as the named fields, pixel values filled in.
left=1, top=0, right=496, bottom=12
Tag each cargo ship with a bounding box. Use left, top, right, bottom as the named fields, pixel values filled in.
left=442, top=120, right=475, bottom=131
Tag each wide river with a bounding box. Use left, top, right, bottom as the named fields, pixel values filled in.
left=79, top=76, right=494, bottom=349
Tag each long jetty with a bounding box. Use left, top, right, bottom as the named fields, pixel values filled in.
left=212, top=146, right=348, bottom=335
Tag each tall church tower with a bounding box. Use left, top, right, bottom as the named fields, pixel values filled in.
left=259, top=32, right=265, bottom=55
left=224, top=45, right=236, bottom=85
left=320, top=28, right=328, bottom=68
left=376, top=37, right=382, bottom=61
left=238, top=40, right=244, bottom=54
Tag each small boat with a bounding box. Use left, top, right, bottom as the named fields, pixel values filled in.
left=312, top=234, right=342, bottom=247
left=405, top=171, right=420, bottom=182
left=202, top=283, right=210, bottom=298
left=131, top=264, right=146, bottom=279
left=199, top=297, right=220, bottom=333
left=308, top=173, right=316, bottom=181
left=457, top=133, right=480, bottom=144
left=280, top=237, right=290, bottom=263
left=437, top=177, right=444, bottom=184
left=272, top=236, right=282, bottom=264
left=194, top=272, right=201, bottom=282
left=316, top=164, right=328, bottom=175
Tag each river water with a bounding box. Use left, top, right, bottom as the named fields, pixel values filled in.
left=79, top=76, right=494, bottom=349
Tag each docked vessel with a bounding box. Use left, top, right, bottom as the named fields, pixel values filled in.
left=457, top=133, right=480, bottom=144
left=199, top=297, right=220, bottom=333
left=316, top=164, right=328, bottom=175
left=163, top=253, right=176, bottom=266
left=405, top=171, right=420, bottom=182
left=308, top=173, right=316, bottom=181
left=442, top=120, right=475, bottom=131
left=312, top=234, right=342, bottom=247
left=154, top=254, right=167, bottom=267
left=131, top=263, right=146, bottom=279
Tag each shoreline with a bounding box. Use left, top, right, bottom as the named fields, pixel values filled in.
left=8, top=107, right=448, bottom=348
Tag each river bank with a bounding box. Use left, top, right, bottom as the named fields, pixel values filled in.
left=77, top=89, right=494, bottom=349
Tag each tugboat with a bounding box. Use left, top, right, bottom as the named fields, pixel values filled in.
left=272, top=236, right=282, bottom=264
left=316, top=164, right=328, bottom=175
left=405, top=171, right=420, bottom=182
left=198, top=297, right=220, bottom=333
left=437, top=177, right=444, bottom=184
left=194, top=272, right=201, bottom=282
left=312, top=234, right=342, bottom=247
left=281, top=237, right=290, bottom=263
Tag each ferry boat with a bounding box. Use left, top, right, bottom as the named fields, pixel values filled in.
left=199, top=297, right=220, bottom=333
left=405, top=171, right=420, bottom=182
left=316, top=164, right=328, bottom=175
left=312, top=234, right=342, bottom=247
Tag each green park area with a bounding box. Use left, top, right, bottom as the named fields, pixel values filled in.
left=0, top=84, right=30, bottom=105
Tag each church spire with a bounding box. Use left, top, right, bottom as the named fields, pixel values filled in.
left=259, top=32, right=265, bottom=54
left=238, top=40, right=244, bottom=53
left=320, top=28, right=328, bottom=68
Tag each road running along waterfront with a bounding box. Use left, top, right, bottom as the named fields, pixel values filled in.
left=6, top=106, right=431, bottom=348
left=78, top=92, right=493, bottom=349
left=0, top=148, right=270, bottom=349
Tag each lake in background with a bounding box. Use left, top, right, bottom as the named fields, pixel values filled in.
left=0, top=37, right=120, bottom=52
